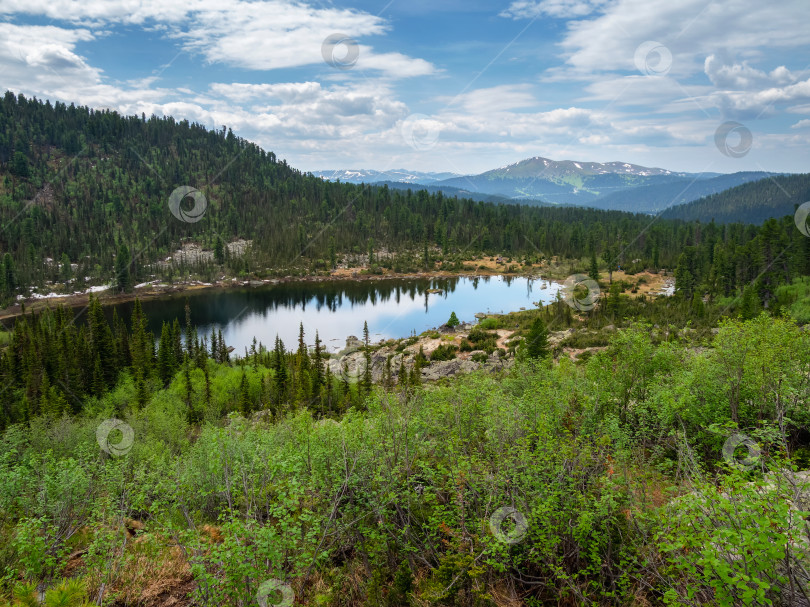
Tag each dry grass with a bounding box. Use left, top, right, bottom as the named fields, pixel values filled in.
left=85, top=539, right=193, bottom=607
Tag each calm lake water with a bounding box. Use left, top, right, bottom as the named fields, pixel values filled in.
left=105, top=276, right=562, bottom=353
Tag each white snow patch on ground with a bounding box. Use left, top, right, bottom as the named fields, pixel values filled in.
left=18, top=284, right=111, bottom=301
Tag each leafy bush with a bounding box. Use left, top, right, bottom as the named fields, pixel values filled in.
left=478, top=317, right=499, bottom=330
left=655, top=468, right=810, bottom=606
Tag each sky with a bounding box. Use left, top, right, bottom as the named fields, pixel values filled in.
left=0, top=0, right=808, bottom=176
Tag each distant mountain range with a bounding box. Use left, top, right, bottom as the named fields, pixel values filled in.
left=310, top=169, right=461, bottom=184
left=585, top=171, right=779, bottom=213
left=437, top=157, right=696, bottom=205
left=314, top=156, right=779, bottom=213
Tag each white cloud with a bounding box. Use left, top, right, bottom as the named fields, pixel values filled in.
left=557, top=0, right=809, bottom=76
left=704, top=55, right=795, bottom=89
left=708, top=78, right=810, bottom=117
left=0, top=0, right=436, bottom=78
left=444, top=84, right=538, bottom=113
left=791, top=119, right=810, bottom=129
left=500, top=0, right=608, bottom=19
left=0, top=22, right=169, bottom=108
left=206, top=81, right=408, bottom=141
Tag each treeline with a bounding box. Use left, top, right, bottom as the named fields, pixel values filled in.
left=662, top=173, right=810, bottom=224
left=0, top=90, right=798, bottom=304
left=0, top=297, right=419, bottom=430
left=672, top=214, right=810, bottom=311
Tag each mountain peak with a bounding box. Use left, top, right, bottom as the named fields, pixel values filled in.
left=486, top=156, right=678, bottom=179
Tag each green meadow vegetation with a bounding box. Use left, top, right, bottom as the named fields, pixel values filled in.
left=1, top=308, right=809, bottom=606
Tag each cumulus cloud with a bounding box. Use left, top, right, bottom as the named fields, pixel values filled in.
left=555, top=0, right=808, bottom=76
left=0, top=0, right=435, bottom=78
left=709, top=78, right=810, bottom=117
left=0, top=22, right=169, bottom=109
left=704, top=55, right=795, bottom=89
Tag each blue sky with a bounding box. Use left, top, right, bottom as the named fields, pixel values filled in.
left=0, top=0, right=808, bottom=175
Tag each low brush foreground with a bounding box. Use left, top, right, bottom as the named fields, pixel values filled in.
left=1, top=292, right=810, bottom=606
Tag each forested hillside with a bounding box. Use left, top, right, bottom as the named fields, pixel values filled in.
left=0, top=91, right=803, bottom=308
left=586, top=171, right=776, bottom=213
left=662, top=173, right=810, bottom=224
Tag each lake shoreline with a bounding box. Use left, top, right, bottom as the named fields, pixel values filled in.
left=0, top=268, right=544, bottom=322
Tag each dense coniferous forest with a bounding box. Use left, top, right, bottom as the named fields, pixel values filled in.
left=3, top=90, right=810, bottom=607
left=0, top=91, right=807, bottom=306
left=662, top=173, right=810, bottom=224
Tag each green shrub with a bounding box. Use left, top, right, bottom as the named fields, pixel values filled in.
left=478, top=318, right=499, bottom=330
left=466, top=326, right=499, bottom=353
left=430, top=344, right=458, bottom=361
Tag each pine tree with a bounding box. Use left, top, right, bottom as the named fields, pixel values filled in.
left=218, top=329, right=229, bottom=363
left=88, top=295, right=117, bottom=388
left=1, top=253, right=14, bottom=298
left=312, top=331, right=325, bottom=409
left=328, top=237, right=337, bottom=269
left=214, top=236, right=225, bottom=264
left=273, top=337, right=288, bottom=405
left=129, top=298, right=153, bottom=376
left=210, top=327, right=219, bottom=362
left=157, top=321, right=176, bottom=386
left=525, top=317, right=549, bottom=359
left=239, top=370, right=250, bottom=415
left=361, top=321, right=372, bottom=395
left=184, top=300, right=195, bottom=355
left=115, top=244, right=132, bottom=293
left=446, top=311, right=460, bottom=328
left=588, top=250, right=599, bottom=282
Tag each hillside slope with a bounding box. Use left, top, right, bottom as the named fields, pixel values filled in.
left=662, top=174, right=810, bottom=224
left=585, top=171, right=776, bottom=213
left=0, top=91, right=716, bottom=301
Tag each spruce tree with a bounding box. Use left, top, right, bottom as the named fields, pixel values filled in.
left=525, top=317, right=549, bottom=359
left=588, top=250, right=599, bottom=282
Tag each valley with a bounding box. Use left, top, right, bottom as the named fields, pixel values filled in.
left=0, top=12, right=808, bottom=603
